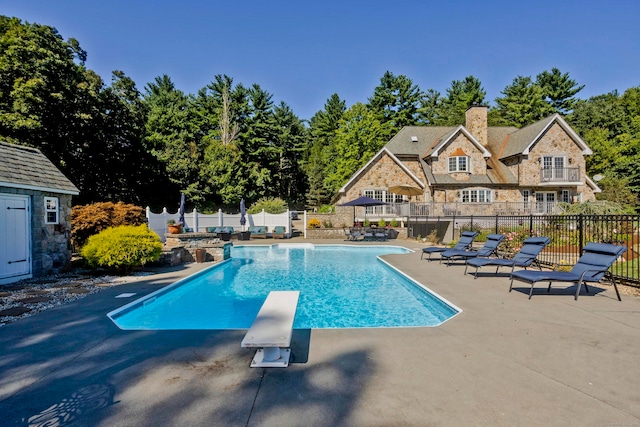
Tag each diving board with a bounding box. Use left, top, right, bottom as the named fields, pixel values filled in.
left=241, top=290, right=300, bottom=368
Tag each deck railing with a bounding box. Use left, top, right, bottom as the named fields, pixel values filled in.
left=540, top=167, right=580, bottom=183
left=361, top=201, right=566, bottom=219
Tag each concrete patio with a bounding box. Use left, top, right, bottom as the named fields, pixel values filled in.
left=1, top=238, right=639, bottom=426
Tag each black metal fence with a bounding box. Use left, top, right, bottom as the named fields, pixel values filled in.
left=409, top=214, right=639, bottom=287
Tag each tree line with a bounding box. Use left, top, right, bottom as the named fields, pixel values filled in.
left=1, top=16, right=638, bottom=212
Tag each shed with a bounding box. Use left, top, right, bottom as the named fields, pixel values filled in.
left=0, top=141, right=79, bottom=284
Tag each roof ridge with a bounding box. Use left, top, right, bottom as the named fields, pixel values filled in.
left=0, top=141, right=41, bottom=154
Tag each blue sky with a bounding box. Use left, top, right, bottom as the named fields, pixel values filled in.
left=4, top=0, right=639, bottom=120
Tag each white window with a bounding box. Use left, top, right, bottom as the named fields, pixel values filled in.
left=45, top=197, right=59, bottom=224
left=561, top=190, right=571, bottom=203
left=461, top=189, right=492, bottom=203
left=542, top=156, right=566, bottom=180
left=448, top=156, right=469, bottom=172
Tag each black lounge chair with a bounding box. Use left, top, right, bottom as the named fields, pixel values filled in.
left=421, top=231, right=479, bottom=261
left=440, top=234, right=505, bottom=266
left=510, top=242, right=627, bottom=300
left=464, top=236, right=551, bottom=278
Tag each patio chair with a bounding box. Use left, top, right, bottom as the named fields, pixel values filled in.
left=510, top=242, right=627, bottom=300
left=440, top=234, right=505, bottom=266
left=272, top=226, right=286, bottom=239
left=421, top=231, right=479, bottom=261
left=343, top=227, right=362, bottom=241
left=362, top=227, right=375, bottom=241
left=464, top=236, right=551, bottom=278
left=374, top=228, right=388, bottom=241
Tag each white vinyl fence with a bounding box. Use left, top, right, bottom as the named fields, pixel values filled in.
left=146, top=207, right=292, bottom=242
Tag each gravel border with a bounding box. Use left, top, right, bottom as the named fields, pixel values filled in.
left=0, top=270, right=147, bottom=326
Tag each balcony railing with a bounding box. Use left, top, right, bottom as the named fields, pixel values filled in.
left=361, top=201, right=566, bottom=219
left=540, top=167, right=580, bottom=183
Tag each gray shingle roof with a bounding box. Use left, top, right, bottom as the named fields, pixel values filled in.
left=0, top=141, right=79, bottom=194
left=386, top=126, right=457, bottom=156
left=384, top=118, right=565, bottom=186
left=496, top=116, right=556, bottom=159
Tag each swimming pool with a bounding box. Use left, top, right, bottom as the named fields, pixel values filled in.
left=108, top=244, right=460, bottom=329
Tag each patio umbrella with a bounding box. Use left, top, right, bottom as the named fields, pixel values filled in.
left=340, top=196, right=387, bottom=224
left=178, top=193, right=186, bottom=225
left=339, top=196, right=387, bottom=207
left=239, top=198, right=246, bottom=230
left=388, top=185, right=423, bottom=198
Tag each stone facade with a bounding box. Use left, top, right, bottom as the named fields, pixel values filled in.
left=163, top=233, right=232, bottom=263
left=430, top=133, right=487, bottom=177
left=341, top=154, right=423, bottom=204
left=337, top=107, right=597, bottom=212
left=465, top=107, right=488, bottom=147
left=0, top=187, right=74, bottom=277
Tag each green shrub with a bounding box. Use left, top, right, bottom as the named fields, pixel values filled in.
left=363, top=219, right=370, bottom=227
left=318, top=204, right=333, bottom=213
left=71, top=202, right=146, bottom=248
left=378, top=219, right=387, bottom=227
left=81, top=225, right=162, bottom=273
left=322, top=219, right=333, bottom=228
left=390, top=219, right=399, bottom=227
left=247, top=197, right=287, bottom=214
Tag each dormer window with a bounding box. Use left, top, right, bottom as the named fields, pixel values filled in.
left=448, top=156, right=469, bottom=172
left=448, top=148, right=470, bottom=173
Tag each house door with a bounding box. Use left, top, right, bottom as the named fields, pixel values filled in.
left=535, top=192, right=556, bottom=214
left=0, top=194, right=31, bottom=283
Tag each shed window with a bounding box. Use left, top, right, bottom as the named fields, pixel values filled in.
left=45, top=197, right=59, bottom=224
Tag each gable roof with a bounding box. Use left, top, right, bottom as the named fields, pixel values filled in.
left=0, top=141, right=79, bottom=195
left=498, top=114, right=593, bottom=159
left=425, top=125, right=492, bottom=159
left=338, top=147, right=424, bottom=194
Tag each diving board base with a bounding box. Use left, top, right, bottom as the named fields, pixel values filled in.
left=250, top=348, right=291, bottom=368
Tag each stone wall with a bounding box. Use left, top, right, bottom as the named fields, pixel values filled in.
left=164, top=233, right=232, bottom=263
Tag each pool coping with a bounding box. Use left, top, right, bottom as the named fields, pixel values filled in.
left=107, top=244, right=462, bottom=329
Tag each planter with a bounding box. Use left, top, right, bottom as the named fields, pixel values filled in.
left=237, top=231, right=251, bottom=241
left=167, top=224, right=182, bottom=234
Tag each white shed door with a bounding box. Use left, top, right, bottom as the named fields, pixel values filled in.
left=0, top=194, right=31, bottom=281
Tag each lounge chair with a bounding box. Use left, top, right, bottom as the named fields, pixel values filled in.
left=464, top=236, right=550, bottom=278
left=421, top=231, right=479, bottom=261
left=249, top=226, right=267, bottom=239
left=510, top=242, right=627, bottom=300
left=273, top=226, right=286, bottom=239
left=440, top=234, right=505, bottom=266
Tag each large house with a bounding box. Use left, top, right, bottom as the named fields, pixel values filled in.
left=337, top=106, right=600, bottom=218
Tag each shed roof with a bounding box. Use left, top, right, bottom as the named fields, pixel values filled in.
left=0, top=141, right=79, bottom=195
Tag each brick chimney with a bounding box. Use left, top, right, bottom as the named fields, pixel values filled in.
left=465, top=105, right=488, bottom=146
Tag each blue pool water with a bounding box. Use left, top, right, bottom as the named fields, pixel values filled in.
left=109, top=244, right=460, bottom=329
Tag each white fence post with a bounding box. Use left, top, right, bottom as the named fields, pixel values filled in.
left=219, top=209, right=223, bottom=226
left=193, top=207, right=198, bottom=232
left=304, top=210, right=307, bottom=239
